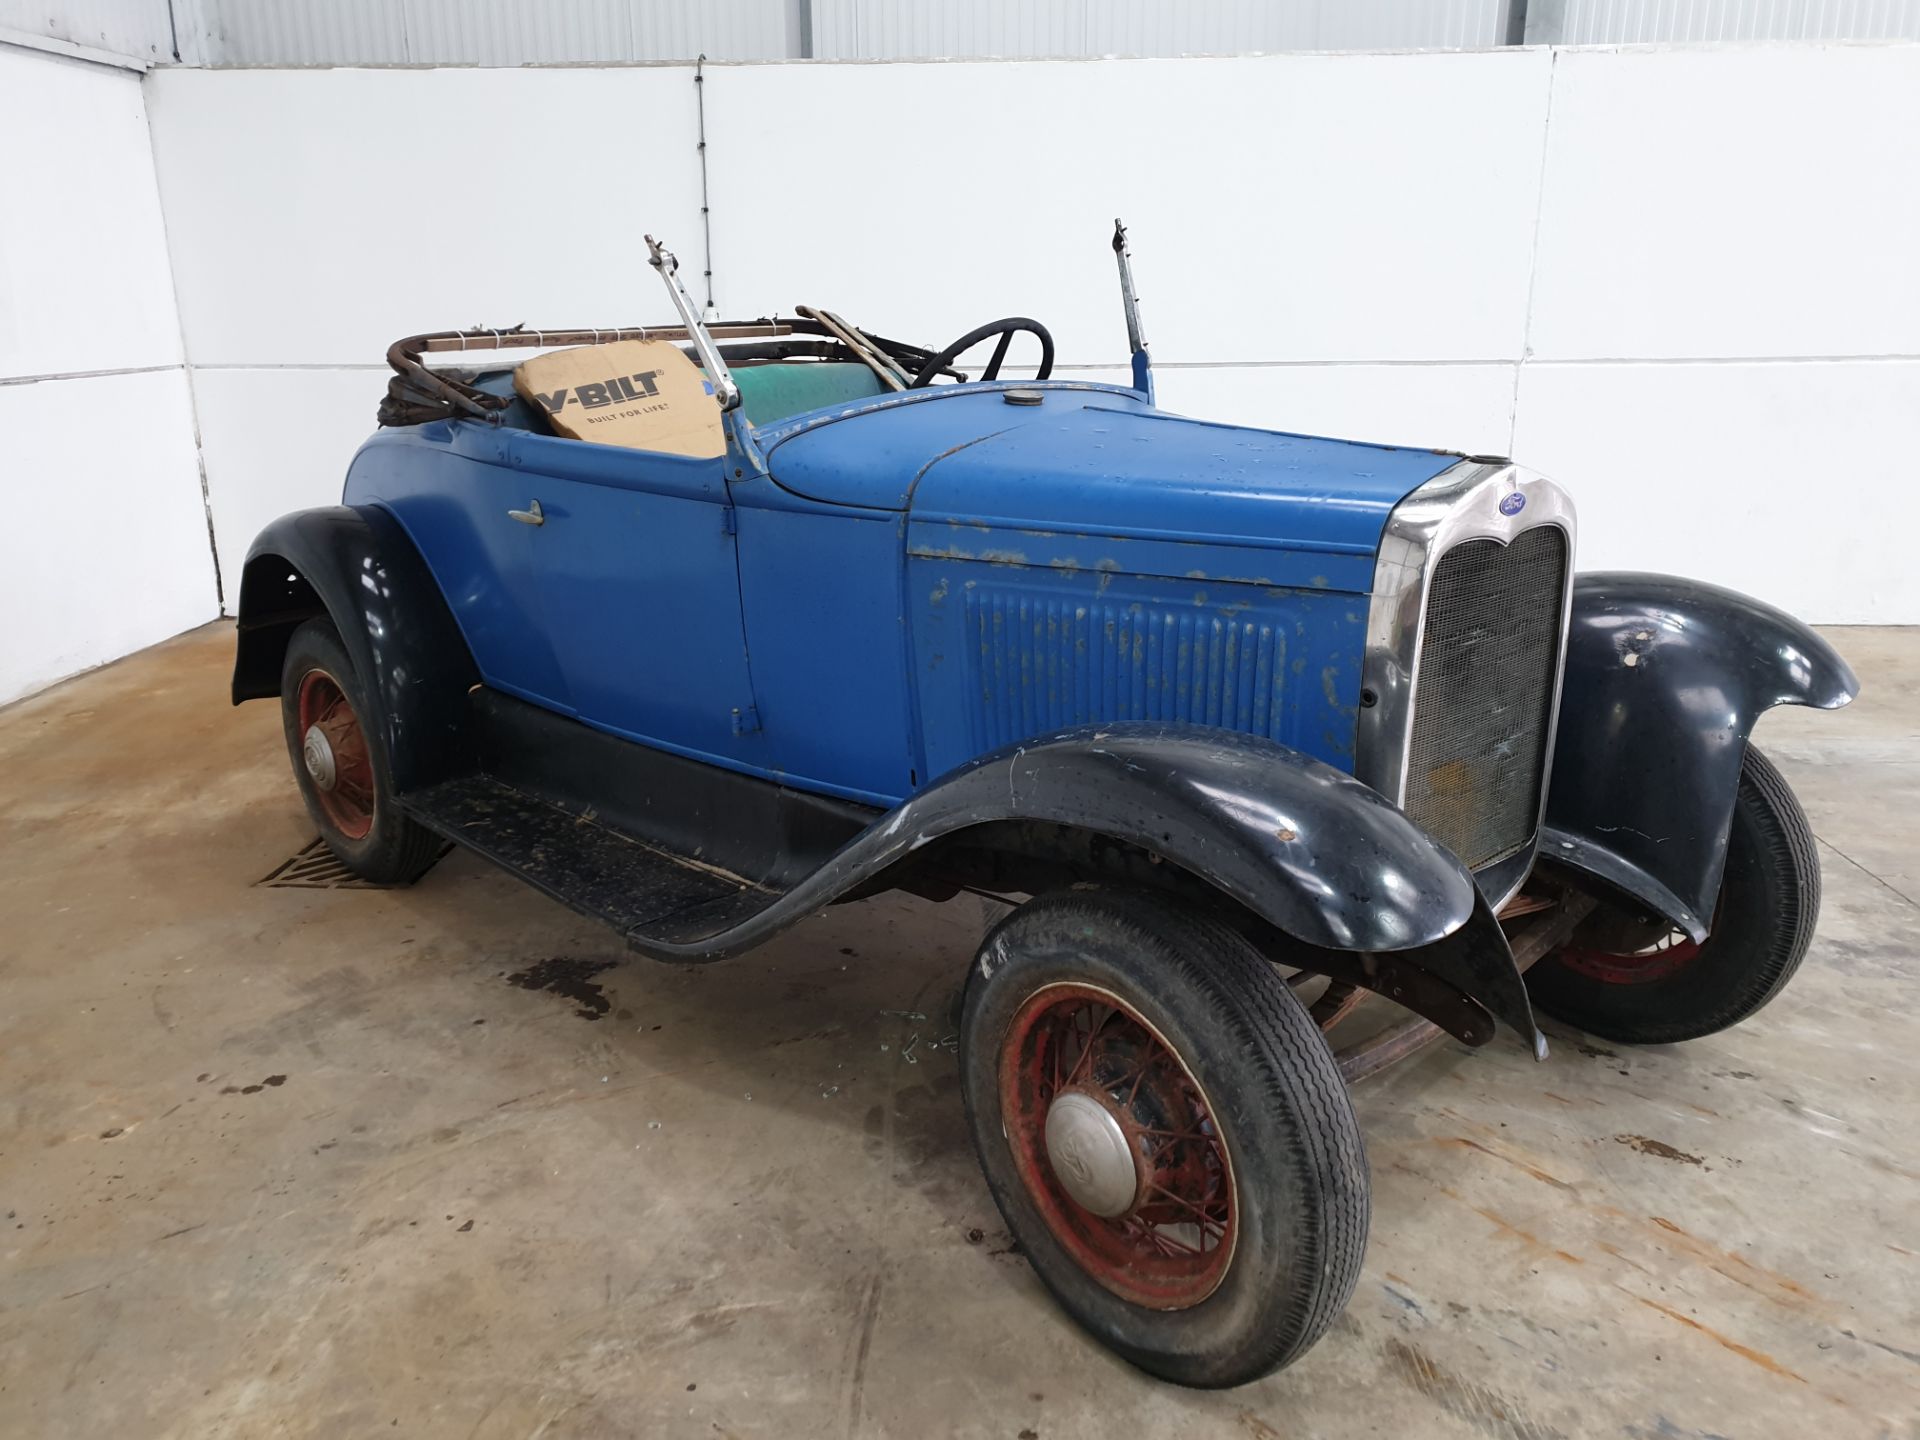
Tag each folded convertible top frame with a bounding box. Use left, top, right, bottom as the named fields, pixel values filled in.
left=380, top=318, right=955, bottom=428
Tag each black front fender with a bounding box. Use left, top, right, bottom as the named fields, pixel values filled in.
left=880, top=723, right=1478, bottom=955
left=232, top=505, right=478, bottom=792
left=1544, top=572, right=1856, bottom=939
left=641, top=722, right=1542, bottom=1051
left=653, top=724, right=1475, bottom=956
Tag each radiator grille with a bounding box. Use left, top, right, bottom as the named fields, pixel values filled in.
left=962, top=590, right=1290, bottom=752
left=1403, top=525, right=1568, bottom=871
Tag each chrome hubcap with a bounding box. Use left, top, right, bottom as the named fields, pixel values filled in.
left=1043, top=1090, right=1139, bottom=1217
left=302, top=724, right=337, bottom=791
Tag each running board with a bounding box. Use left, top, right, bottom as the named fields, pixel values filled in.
left=398, top=774, right=771, bottom=939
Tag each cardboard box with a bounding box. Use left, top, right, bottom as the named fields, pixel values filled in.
left=514, top=340, right=725, bottom=458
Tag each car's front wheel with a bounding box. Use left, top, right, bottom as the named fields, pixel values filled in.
left=959, top=890, right=1369, bottom=1388
left=1528, top=745, right=1820, bottom=1045
left=279, top=617, right=441, bottom=884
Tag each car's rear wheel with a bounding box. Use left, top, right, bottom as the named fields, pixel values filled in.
left=279, top=617, right=440, bottom=884
left=959, top=889, right=1368, bottom=1388
left=1528, top=745, right=1820, bottom=1045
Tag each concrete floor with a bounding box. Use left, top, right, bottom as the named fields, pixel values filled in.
left=1, top=622, right=1915, bottom=1439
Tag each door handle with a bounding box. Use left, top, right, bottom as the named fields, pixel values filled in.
left=508, top=499, right=545, bottom=526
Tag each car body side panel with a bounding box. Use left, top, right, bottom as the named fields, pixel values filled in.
left=908, top=558, right=1368, bottom=784
left=907, top=403, right=1459, bottom=573
left=343, top=425, right=572, bottom=710
left=354, top=422, right=771, bottom=773
left=906, top=516, right=1378, bottom=593
left=1544, top=572, right=1857, bottom=939
left=732, top=502, right=918, bottom=803
left=497, top=429, right=760, bottom=767
left=764, top=385, right=1155, bottom=510
left=761, top=384, right=1460, bottom=561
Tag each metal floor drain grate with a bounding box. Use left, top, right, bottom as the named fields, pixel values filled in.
left=255, top=837, right=449, bottom=890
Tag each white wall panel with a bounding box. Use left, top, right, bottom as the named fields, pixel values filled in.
left=144, top=67, right=706, bottom=366
left=0, top=48, right=183, bottom=377
left=0, top=43, right=214, bottom=704
left=142, top=45, right=1920, bottom=627
left=190, top=369, right=379, bottom=586
left=1527, top=45, right=1920, bottom=361
left=706, top=50, right=1552, bottom=368
left=0, top=370, right=217, bottom=704
left=1512, top=359, right=1920, bottom=622
left=1148, top=363, right=1518, bottom=454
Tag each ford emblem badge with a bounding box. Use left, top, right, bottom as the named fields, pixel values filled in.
left=1499, top=491, right=1527, bottom=517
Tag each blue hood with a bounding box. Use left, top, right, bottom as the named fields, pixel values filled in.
left=763, top=384, right=1460, bottom=592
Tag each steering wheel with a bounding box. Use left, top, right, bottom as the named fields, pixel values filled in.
left=909, top=317, right=1055, bottom=388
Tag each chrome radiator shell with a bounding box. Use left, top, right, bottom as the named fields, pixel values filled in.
left=1356, top=461, right=1577, bottom=907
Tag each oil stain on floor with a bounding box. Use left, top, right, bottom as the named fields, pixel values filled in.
left=504, top=957, right=621, bottom=1019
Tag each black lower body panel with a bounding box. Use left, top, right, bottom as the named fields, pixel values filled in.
left=399, top=774, right=753, bottom=934
left=467, top=688, right=875, bottom=891
left=395, top=689, right=878, bottom=952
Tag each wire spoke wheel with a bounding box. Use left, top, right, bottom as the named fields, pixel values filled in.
left=1528, top=746, right=1821, bottom=1045
left=960, top=892, right=1369, bottom=1386
left=295, top=668, right=376, bottom=840
left=1554, top=926, right=1703, bottom=986
left=278, top=618, right=443, bottom=884
left=962, top=893, right=1369, bottom=1385
left=1000, top=982, right=1236, bottom=1310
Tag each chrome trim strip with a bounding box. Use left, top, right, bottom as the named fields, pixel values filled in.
left=1356, top=459, right=1579, bottom=907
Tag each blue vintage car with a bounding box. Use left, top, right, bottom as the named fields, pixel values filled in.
left=232, top=227, right=1855, bottom=1386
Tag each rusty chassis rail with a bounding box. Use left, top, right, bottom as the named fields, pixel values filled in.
left=1327, top=888, right=1599, bottom=1084
left=962, top=876, right=1600, bottom=1087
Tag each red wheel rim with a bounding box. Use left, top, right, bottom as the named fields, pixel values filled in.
left=999, top=983, right=1236, bottom=1309
left=295, top=669, right=375, bottom=841
left=1554, top=930, right=1701, bottom=985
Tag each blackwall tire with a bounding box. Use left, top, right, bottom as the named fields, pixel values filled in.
left=279, top=617, right=441, bottom=885
left=959, top=889, right=1369, bottom=1388
left=1528, top=745, right=1820, bottom=1045
left=947, top=895, right=1020, bottom=1031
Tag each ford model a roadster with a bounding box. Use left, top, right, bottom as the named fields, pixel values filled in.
left=232, top=228, right=1855, bottom=1386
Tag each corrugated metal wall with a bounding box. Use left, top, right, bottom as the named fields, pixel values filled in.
left=6, top=0, right=1915, bottom=67
left=0, top=0, right=1518, bottom=66
left=147, top=0, right=1515, bottom=65
left=808, top=0, right=1513, bottom=59
left=0, top=0, right=173, bottom=61
left=1527, top=0, right=1920, bottom=44
left=171, top=0, right=798, bottom=66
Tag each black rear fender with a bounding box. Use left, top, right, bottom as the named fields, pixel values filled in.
left=232, top=505, right=478, bottom=792
left=1544, top=572, right=1856, bottom=940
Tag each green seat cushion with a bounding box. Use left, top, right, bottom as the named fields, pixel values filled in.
left=732, top=362, right=888, bottom=426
